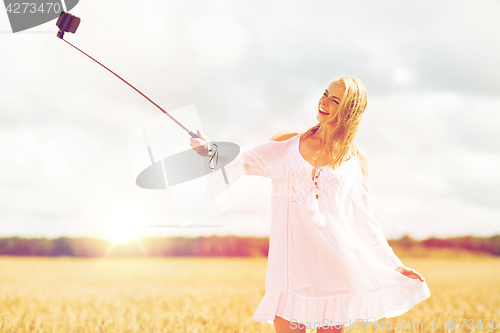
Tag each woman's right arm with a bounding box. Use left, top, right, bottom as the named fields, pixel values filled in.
left=192, top=129, right=290, bottom=201
left=190, top=129, right=297, bottom=178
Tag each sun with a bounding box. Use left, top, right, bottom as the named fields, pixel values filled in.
left=103, top=202, right=143, bottom=244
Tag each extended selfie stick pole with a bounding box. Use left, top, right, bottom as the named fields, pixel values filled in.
left=55, top=11, right=231, bottom=186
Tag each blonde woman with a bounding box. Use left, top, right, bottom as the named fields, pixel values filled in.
left=190, top=76, right=430, bottom=333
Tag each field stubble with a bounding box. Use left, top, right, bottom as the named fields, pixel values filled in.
left=0, top=255, right=498, bottom=333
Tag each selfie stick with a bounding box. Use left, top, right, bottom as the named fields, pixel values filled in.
left=55, top=11, right=231, bottom=186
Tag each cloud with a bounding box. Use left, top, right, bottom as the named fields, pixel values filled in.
left=0, top=0, right=499, bottom=239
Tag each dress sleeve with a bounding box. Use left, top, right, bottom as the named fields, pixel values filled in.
left=349, top=173, right=404, bottom=270
left=202, top=140, right=284, bottom=200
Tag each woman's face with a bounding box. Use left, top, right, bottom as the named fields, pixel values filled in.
left=317, top=80, right=344, bottom=124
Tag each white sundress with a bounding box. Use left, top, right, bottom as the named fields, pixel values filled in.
left=205, top=134, right=431, bottom=327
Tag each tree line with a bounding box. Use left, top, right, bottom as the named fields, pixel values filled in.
left=0, top=234, right=499, bottom=257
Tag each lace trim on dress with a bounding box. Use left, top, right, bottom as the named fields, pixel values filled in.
left=289, top=136, right=355, bottom=228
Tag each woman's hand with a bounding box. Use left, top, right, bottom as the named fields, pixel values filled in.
left=395, top=266, right=426, bottom=282
left=189, top=129, right=213, bottom=157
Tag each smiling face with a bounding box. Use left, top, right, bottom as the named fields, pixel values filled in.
left=317, top=80, right=345, bottom=123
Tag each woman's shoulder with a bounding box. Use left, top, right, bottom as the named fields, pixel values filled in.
left=352, top=144, right=369, bottom=180
left=269, top=130, right=300, bottom=142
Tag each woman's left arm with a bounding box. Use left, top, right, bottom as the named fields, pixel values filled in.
left=350, top=183, right=425, bottom=282
left=351, top=151, right=425, bottom=281
left=396, top=266, right=426, bottom=282
left=349, top=177, right=405, bottom=270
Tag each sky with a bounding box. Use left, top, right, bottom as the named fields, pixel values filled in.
left=1, top=0, right=499, bottom=244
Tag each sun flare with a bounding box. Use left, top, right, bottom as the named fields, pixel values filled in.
left=104, top=202, right=143, bottom=244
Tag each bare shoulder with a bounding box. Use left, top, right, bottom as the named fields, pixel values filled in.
left=355, top=146, right=370, bottom=180
left=269, top=130, right=300, bottom=142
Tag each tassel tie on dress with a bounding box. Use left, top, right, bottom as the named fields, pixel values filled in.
left=306, top=194, right=334, bottom=228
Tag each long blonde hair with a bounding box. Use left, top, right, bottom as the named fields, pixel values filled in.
left=300, top=75, right=368, bottom=170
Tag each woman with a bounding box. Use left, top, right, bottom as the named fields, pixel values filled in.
left=190, top=76, right=430, bottom=333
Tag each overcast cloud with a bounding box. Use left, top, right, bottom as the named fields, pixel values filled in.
left=1, top=0, right=499, bottom=242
